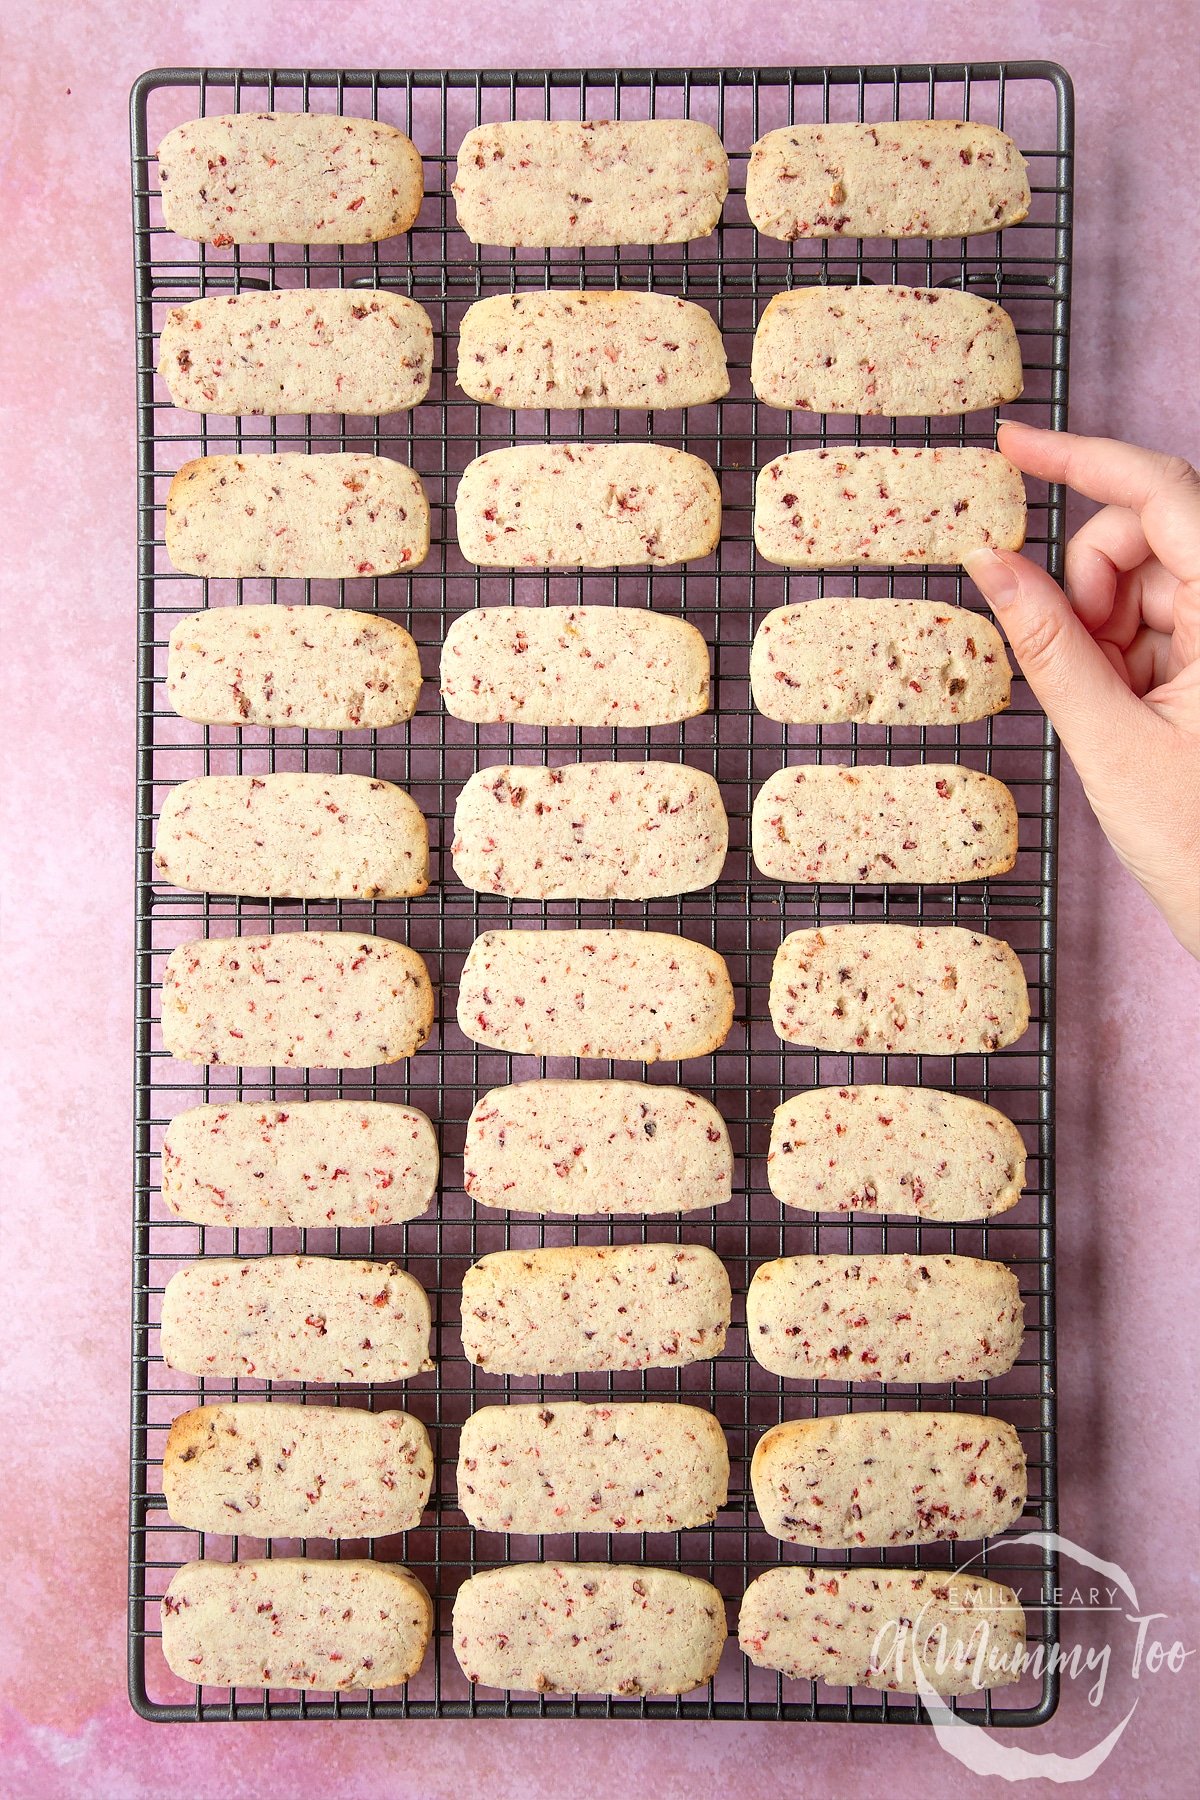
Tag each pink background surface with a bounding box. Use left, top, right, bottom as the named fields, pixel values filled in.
left=3, top=1, right=1198, bottom=1795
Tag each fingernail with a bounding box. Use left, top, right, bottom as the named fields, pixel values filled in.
left=964, top=546, right=1020, bottom=608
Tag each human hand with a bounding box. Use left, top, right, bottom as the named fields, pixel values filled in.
left=964, top=423, right=1200, bottom=958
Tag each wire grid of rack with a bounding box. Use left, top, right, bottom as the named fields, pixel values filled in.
left=129, top=61, right=1072, bottom=1723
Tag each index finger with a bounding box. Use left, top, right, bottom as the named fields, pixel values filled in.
left=996, top=421, right=1200, bottom=516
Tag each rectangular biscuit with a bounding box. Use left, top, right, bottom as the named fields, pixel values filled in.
left=463, top=1078, right=732, bottom=1216
left=161, top=1099, right=438, bottom=1229
left=457, top=291, right=728, bottom=409
left=452, top=1564, right=727, bottom=1695
left=768, top=1085, right=1027, bottom=1221
left=168, top=605, right=422, bottom=730
left=157, top=113, right=423, bottom=245
left=163, top=1403, right=433, bottom=1537
left=755, top=447, right=1026, bottom=568
left=160, top=1255, right=433, bottom=1383
left=745, top=120, right=1030, bottom=241
left=751, top=1411, right=1027, bottom=1546
left=459, top=1242, right=731, bottom=1375
left=751, top=764, right=1018, bottom=885
left=457, top=1401, right=729, bottom=1532
left=165, top=454, right=430, bottom=579
left=161, top=932, right=433, bottom=1068
left=453, top=120, right=727, bottom=246
left=749, top=599, right=1010, bottom=726
left=452, top=762, right=728, bottom=899
left=162, top=1559, right=431, bottom=1690
left=751, top=286, right=1023, bottom=416
left=769, top=924, right=1030, bottom=1054
left=158, top=289, right=433, bottom=415
left=154, top=773, right=429, bottom=899
left=739, top=1567, right=1025, bottom=1695
left=441, top=605, right=709, bottom=727
left=455, top=444, right=720, bottom=568
left=457, top=928, right=734, bottom=1062
left=746, top=1253, right=1024, bottom=1382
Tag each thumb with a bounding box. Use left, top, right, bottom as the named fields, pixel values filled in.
left=963, top=546, right=1154, bottom=782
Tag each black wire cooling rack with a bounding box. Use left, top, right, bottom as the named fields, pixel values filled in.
left=129, top=61, right=1073, bottom=1723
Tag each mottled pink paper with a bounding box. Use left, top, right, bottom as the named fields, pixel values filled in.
left=3, top=2, right=1199, bottom=1796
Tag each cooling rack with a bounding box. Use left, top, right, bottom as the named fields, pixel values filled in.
left=129, top=61, right=1073, bottom=1723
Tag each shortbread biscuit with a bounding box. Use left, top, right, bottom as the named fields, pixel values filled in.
left=463, top=1079, right=732, bottom=1215
left=160, top=1256, right=433, bottom=1383
left=767, top=1085, right=1027, bottom=1221
left=745, top=121, right=1029, bottom=241
left=162, top=1560, right=431, bottom=1690
left=154, top=773, right=429, bottom=899
left=457, top=1401, right=729, bottom=1532
left=157, top=113, right=423, bottom=245
left=161, top=1099, right=438, bottom=1228
left=158, top=289, right=433, bottom=416
left=460, top=1242, right=731, bottom=1375
left=739, top=1567, right=1024, bottom=1695
left=746, top=1253, right=1024, bottom=1382
left=769, top=924, right=1029, bottom=1054
left=452, top=1563, right=726, bottom=1695
left=165, top=454, right=429, bottom=579
left=453, top=120, right=727, bottom=246
left=167, top=605, right=422, bottom=731
left=457, top=928, right=734, bottom=1061
left=455, top=444, right=720, bottom=568
left=457, top=290, right=728, bottom=408
left=163, top=1403, right=433, bottom=1537
left=755, top=447, right=1026, bottom=568
left=751, top=285, right=1022, bottom=415
left=441, top=605, right=709, bottom=727
left=452, top=762, right=728, bottom=899
left=751, top=1411, right=1027, bottom=1546
left=751, top=764, right=1018, bottom=885
left=162, top=932, right=433, bottom=1068
left=749, top=600, right=1010, bottom=726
